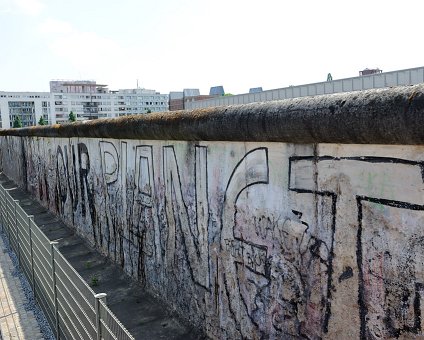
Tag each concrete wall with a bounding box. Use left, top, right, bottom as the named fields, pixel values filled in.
left=186, top=66, right=424, bottom=109
left=1, top=85, right=424, bottom=339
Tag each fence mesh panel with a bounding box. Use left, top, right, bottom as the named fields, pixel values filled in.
left=100, top=300, right=134, bottom=340
left=0, top=183, right=135, bottom=340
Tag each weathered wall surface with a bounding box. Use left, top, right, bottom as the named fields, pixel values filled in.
left=1, top=85, right=424, bottom=339
left=2, top=137, right=424, bottom=339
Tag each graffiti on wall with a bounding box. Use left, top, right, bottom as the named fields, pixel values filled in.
left=1, top=135, right=424, bottom=339
left=289, top=156, right=424, bottom=339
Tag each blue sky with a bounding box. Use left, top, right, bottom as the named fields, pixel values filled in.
left=1, top=0, right=423, bottom=94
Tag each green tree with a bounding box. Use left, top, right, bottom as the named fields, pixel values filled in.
left=146, top=109, right=152, bottom=113
left=223, top=93, right=233, bottom=96
left=69, top=111, right=76, bottom=122
left=38, top=116, right=47, bottom=126
left=13, top=116, right=23, bottom=128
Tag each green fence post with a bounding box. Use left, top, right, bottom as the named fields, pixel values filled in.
left=95, top=293, right=107, bottom=340
left=0, top=186, right=4, bottom=233
left=28, top=215, right=36, bottom=298
left=13, top=199, right=20, bottom=266
left=50, top=241, right=60, bottom=339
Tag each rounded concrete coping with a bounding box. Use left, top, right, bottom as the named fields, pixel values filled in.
left=1, top=84, right=424, bottom=144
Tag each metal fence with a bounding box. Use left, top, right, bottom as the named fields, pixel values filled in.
left=0, top=184, right=135, bottom=340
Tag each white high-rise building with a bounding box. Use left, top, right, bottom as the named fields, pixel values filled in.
left=0, top=80, right=169, bottom=127
left=49, top=80, right=169, bottom=124
left=0, top=92, right=52, bottom=128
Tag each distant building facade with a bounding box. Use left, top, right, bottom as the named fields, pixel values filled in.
left=359, top=68, right=382, bottom=76
left=169, top=92, right=184, bottom=111
left=209, top=86, right=225, bottom=96
left=0, top=92, right=51, bottom=128
left=109, top=88, right=168, bottom=118
left=50, top=80, right=168, bottom=123
left=249, top=87, right=263, bottom=93
left=169, top=88, right=216, bottom=111
left=0, top=80, right=169, bottom=127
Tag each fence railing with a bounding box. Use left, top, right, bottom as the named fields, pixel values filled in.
left=0, top=184, right=135, bottom=340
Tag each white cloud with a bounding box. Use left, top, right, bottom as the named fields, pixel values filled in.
left=13, top=0, right=44, bottom=16
left=0, top=0, right=12, bottom=14
left=30, top=0, right=424, bottom=95
left=39, top=19, right=148, bottom=89
left=39, top=18, right=74, bottom=34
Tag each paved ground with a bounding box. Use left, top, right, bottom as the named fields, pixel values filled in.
left=0, top=174, right=204, bottom=340
left=0, top=236, right=44, bottom=340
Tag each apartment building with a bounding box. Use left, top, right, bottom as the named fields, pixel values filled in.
left=115, top=88, right=168, bottom=117
left=0, top=80, right=169, bottom=127
left=0, top=92, right=52, bottom=128
left=50, top=81, right=168, bottom=124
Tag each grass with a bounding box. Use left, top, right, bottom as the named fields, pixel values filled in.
left=90, top=276, right=99, bottom=287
